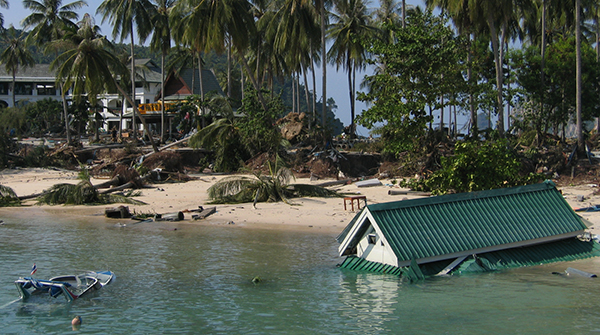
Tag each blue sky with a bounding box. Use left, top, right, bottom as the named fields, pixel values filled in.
left=3, top=0, right=433, bottom=136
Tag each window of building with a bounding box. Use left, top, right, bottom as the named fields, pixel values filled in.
left=14, top=82, right=33, bottom=95
left=368, top=234, right=377, bottom=245
left=36, top=84, right=56, bottom=96
left=0, top=83, right=8, bottom=95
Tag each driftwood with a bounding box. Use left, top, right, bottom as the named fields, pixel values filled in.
left=192, top=206, right=216, bottom=220
left=74, top=144, right=126, bottom=155
left=155, top=211, right=184, bottom=221
left=105, top=205, right=132, bottom=218
left=388, top=190, right=431, bottom=196
left=93, top=175, right=121, bottom=189
left=316, top=179, right=352, bottom=187
left=98, top=170, right=159, bottom=195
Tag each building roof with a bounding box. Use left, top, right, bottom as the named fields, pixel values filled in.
left=338, top=181, right=588, bottom=266
left=0, top=64, right=56, bottom=81
left=162, top=68, right=224, bottom=100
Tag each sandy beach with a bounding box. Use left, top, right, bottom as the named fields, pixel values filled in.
left=1, top=167, right=600, bottom=235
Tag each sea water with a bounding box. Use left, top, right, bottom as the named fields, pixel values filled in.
left=1, top=209, right=600, bottom=334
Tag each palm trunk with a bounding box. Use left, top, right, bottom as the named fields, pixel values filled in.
left=303, top=65, right=311, bottom=118
left=11, top=70, right=16, bottom=107
left=114, top=78, right=159, bottom=153
left=468, top=33, right=477, bottom=137
left=160, top=51, right=165, bottom=142
left=227, top=35, right=232, bottom=98
left=311, top=53, right=317, bottom=129
left=576, top=0, right=583, bottom=150
left=541, top=0, right=546, bottom=136
left=321, top=0, right=327, bottom=128
left=488, top=16, right=504, bottom=136
left=130, top=26, right=137, bottom=141
left=60, top=82, right=71, bottom=143
left=238, top=54, right=268, bottom=111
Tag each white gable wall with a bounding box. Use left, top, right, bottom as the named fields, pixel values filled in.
left=356, top=216, right=398, bottom=267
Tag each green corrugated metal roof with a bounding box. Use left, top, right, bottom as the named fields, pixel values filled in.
left=367, top=181, right=586, bottom=263
left=455, top=238, right=600, bottom=273
left=339, top=239, right=600, bottom=277
left=338, top=256, right=404, bottom=276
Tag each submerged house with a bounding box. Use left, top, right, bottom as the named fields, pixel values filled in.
left=337, top=181, right=600, bottom=279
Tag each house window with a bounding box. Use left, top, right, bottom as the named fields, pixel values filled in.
left=36, top=84, right=56, bottom=96
left=14, top=82, right=33, bottom=95
left=0, top=83, right=8, bottom=95
left=368, top=234, right=377, bottom=245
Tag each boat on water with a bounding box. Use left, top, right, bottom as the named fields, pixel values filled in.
left=14, top=271, right=114, bottom=302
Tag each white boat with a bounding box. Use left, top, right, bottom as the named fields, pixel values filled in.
left=15, top=271, right=114, bottom=302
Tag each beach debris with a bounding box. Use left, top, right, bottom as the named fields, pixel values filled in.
left=574, top=204, right=600, bottom=212
left=227, top=221, right=235, bottom=225
left=355, top=179, right=382, bottom=188
left=155, top=211, right=184, bottom=221
left=105, top=205, right=132, bottom=218
left=565, top=267, right=597, bottom=278
left=251, top=276, right=262, bottom=284
left=192, top=207, right=216, bottom=220
left=577, top=195, right=585, bottom=202
left=388, top=190, right=431, bottom=196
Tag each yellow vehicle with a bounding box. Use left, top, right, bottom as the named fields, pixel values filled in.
left=137, top=102, right=177, bottom=114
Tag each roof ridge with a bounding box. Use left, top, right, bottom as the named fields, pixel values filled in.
left=368, top=180, right=556, bottom=212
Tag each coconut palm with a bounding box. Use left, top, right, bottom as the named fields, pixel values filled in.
left=148, top=0, right=175, bottom=142
left=21, top=0, right=86, bottom=46
left=173, top=0, right=260, bottom=107
left=0, top=26, right=35, bottom=107
left=328, top=0, right=377, bottom=135
left=0, top=0, right=8, bottom=31
left=97, top=0, right=153, bottom=141
left=50, top=14, right=159, bottom=152
left=206, top=155, right=341, bottom=205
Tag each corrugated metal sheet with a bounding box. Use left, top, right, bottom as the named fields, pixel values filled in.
left=455, top=238, right=600, bottom=273
left=368, top=181, right=586, bottom=263
left=338, top=256, right=403, bottom=276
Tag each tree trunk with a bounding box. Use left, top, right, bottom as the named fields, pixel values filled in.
left=114, top=78, right=159, bottom=153
left=576, top=0, right=584, bottom=150
left=321, top=0, right=327, bottom=128
left=488, top=15, right=504, bottom=136
left=60, top=81, right=71, bottom=143
left=130, top=26, right=137, bottom=141
left=238, top=54, right=268, bottom=111
left=303, top=65, right=311, bottom=119
left=161, top=51, right=165, bottom=142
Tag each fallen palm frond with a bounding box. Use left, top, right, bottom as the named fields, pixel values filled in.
left=207, top=156, right=342, bottom=205
left=0, top=184, right=20, bottom=206
left=36, top=181, right=146, bottom=205
left=36, top=166, right=146, bottom=205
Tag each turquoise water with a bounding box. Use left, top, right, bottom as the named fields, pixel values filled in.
left=2, top=209, right=600, bottom=334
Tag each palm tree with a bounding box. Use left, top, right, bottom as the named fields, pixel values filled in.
left=148, top=0, right=175, bottom=142
left=0, top=26, right=35, bottom=107
left=269, top=0, right=320, bottom=118
left=21, top=0, right=86, bottom=46
left=173, top=0, right=266, bottom=109
left=50, top=14, right=159, bottom=152
left=328, top=0, right=377, bottom=135
left=97, top=0, right=153, bottom=141
left=0, top=0, right=8, bottom=31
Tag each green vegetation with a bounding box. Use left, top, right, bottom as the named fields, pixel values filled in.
left=0, top=184, right=20, bottom=206
left=401, top=140, right=545, bottom=195
left=36, top=168, right=145, bottom=205
left=207, top=156, right=340, bottom=204
left=0, top=0, right=598, bottom=196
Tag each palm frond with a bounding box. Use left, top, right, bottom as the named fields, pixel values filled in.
left=0, top=184, right=20, bottom=206
left=284, top=184, right=343, bottom=198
